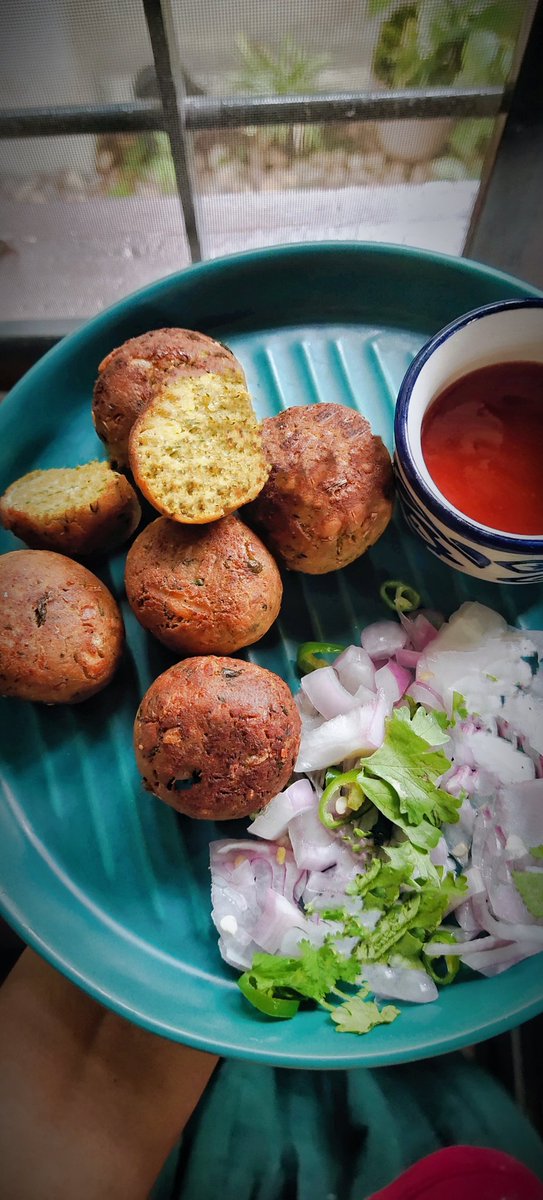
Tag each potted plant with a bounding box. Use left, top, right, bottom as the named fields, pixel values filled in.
left=369, top=0, right=525, bottom=165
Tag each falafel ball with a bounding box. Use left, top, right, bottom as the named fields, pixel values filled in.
left=125, top=515, right=282, bottom=655
left=0, top=549, right=124, bottom=703
left=245, top=403, right=394, bottom=573
left=92, top=327, right=245, bottom=468
left=134, top=656, right=301, bottom=820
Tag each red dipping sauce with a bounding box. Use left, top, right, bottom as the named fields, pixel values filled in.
left=421, top=361, right=543, bottom=535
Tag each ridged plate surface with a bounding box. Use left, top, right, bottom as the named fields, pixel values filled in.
left=1, top=244, right=542, bottom=1067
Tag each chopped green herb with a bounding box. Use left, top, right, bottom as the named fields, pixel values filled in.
left=452, top=691, right=468, bottom=721
left=360, top=707, right=460, bottom=828
left=238, top=941, right=359, bottom=1015
left=512, top=870, right=543, bottom=919
left=331, top=993, right=400, bottom=1035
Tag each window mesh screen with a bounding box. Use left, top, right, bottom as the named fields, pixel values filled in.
left=0, top=0, right=535, bottom=321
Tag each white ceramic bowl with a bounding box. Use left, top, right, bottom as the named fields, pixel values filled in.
left=394, top=299, right=543, bottom=584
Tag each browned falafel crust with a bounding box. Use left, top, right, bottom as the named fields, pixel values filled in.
left=134, top=656, right=301, bottom=820
left=245, top=403, right=394, bottom=573
left=125, top=514, right=282, bottom=655
left=0, top=549, right=124, bottom=703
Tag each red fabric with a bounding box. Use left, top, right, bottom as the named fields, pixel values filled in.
left=369, top=1146, right=543, bottom=1200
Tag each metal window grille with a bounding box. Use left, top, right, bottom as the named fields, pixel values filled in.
left=0, top=0, right=539, bottom=269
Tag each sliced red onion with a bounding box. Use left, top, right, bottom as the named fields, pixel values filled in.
left=413, top=613, right=441, bottom=650
left=218, top=935, right=260, bottom=971
left=424, top=935, right=504, bottom=958
left=279, top=923, right=328, bottom=956
left=374, top=660, right=412, bottom=707
left=247, top=779, right=316, bottom=840
left=295, top=688, right=320, bottom=718
left=487, top=876, right=538, bottom=925
left=354, top=682, right=378, bottom=706
left=444, top=764, right=476, bottom=797
left=310, top=891, right=364, bottom=914
left=252, top=889, right=314, bottom=954
left=430, top=836, right=450, bottom=869
left=400, top=612, right=439, bottom=651
left=455, top=898, right=480, bottom=933
left=407, top=682, right=445, bottom=712
left=464, top=731, right=536, bottom=784
left=419, top=609, right=445, bottom=630
left=293, top=870, right=309, bottom=904
left=396, top=647, right=421, bottom=669
left=495, top=780, right=543, bottom=850
left=460, top=939, right=542, bottom=976
left=334, top=645, right=376, bottom=693
left=288, top=804, right=340, bottom=871
left=367, top=689, right=388, bottom=748
left=294, top=701, right=384, bottom=773
left=465, top=865, right=485, bottom=896
left=301, top=665, right=362, bottom=720
left=302, top=850, right=362, bottom=904
left=251, top=857, right=275, bottom=891
left=361, top=620, right=408, bottom=659
left=504, top=833, right=530, bottom=860
left=471, top=892, right=543, bottom=943
left=362, top=963, right=438, bottom=1003
left=212, top=839, right=281, bottom=860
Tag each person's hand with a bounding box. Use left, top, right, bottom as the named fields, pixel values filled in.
left=0, top=948, right=218, bottom=1200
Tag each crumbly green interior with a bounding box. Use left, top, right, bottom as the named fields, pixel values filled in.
left=134, top=373, right=269, bottom=519
left=3, top=461, right=114, bottom=517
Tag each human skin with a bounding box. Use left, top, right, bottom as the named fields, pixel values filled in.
left=0, top=949, right=218, bottom=1200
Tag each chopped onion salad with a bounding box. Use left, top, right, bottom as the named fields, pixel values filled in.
left=210, top=601, right=543, bottom=1035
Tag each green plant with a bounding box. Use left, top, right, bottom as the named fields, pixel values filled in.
left=369, top=1, right=523, bottom=88
left=446, top=115, right=494, bottom=175
left=235, top=35, right=327, bottom=95
left=104, top=132, right=178, bottom=197
left=235, top=36, right=329, bottom=159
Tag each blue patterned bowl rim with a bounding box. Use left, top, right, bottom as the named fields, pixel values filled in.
left=394, top=298, right=543, bottom=553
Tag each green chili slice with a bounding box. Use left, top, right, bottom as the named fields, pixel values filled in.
left=380, top=580, right=421, bottom=614
left=297, top=641, right=345, bottom=675
left=238, top=974, right=300, bottom=1019
left=319, top=768, right=365, bottom=830
left=422, top=931, right=460, bottom=987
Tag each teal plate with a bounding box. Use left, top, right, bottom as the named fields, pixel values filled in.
left=1, top=243, right=542, bottom=1067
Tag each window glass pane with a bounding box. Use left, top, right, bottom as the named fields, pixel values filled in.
left=0, top=0, right=536, bottom=323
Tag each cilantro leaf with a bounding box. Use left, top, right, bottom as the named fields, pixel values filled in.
left=357, top=872, right=467, bottom=964
left=359, top=708, right=460, bottom=828
left=402, top=704, right=451, bottom=746
left=512, top=870, right=543, bottom=919
left=393, top=929, right=425, bottom=959
left=452, top=691, right=468, bottom=721
left=383, top=841, right=440, bottom=887
left=416, top=872, right=467, bottom=928
left=357, top=894, right=421, bottom=961
left=331, top=993, right=400, bottom=1034
left=244, top=942, right=359, bottom=1005
left=346, top=858, right=382, bottom=897
left=359, top=775, right=441, bottom=849
left=530, top=846, right=543, bottom=860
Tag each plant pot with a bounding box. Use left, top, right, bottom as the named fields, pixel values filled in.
left=375, top=117, right=454, bottom=164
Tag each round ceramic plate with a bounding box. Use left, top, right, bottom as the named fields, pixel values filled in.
left=1, top=243, right=542, bottom=1067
